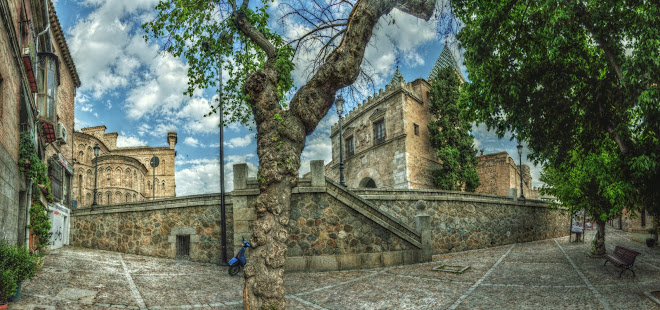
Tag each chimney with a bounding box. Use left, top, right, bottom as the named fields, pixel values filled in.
left=168, top=132, right=177, bottom=149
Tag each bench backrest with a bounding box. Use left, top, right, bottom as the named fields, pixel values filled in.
left=612, top=246, right=641, bottom=264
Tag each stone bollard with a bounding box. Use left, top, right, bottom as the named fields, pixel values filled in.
left=414, top=200, right=432, bottom=262
left=509, top=188, right=518, bottom=202
left=234, top=163, right=248, bottom=190
left=310, top=160, right=325, bottom=187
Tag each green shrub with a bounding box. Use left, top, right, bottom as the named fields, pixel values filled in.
left=28, top=201, right=51, bottom=252
left=0, top=269, right=18, bottom=303
left=0, top=240, right=40, bottom=283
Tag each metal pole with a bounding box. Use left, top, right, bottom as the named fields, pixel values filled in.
left=338, top=117, right=345, bottom=186
left=152, top=154, right=155, bottom=200
left=92, top=154, right=98, bottom=208
left=219, top=62, right=228, bottom=265
left=518, top=152, right=525, bottom=199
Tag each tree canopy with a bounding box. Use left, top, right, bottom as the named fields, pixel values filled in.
left=428, top=66, right=480, bottom=191
left=453, top=0, right=659, bottom=214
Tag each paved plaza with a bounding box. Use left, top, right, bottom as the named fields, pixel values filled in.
left=8, top=228, right=660, bottom=309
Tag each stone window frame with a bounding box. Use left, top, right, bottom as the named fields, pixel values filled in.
left=414, top=123, right=419, bottom=136
left=345, top=135, right=354, bottom=157
left=168, top=227, right=200, bottom=256
left=373, top=118, right=386, bottom=145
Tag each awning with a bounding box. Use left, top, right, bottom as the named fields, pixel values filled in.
left=57, top=153, right=73, bottom=175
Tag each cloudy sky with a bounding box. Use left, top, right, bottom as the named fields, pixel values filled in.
left=54, top=0, right=541, bottom=196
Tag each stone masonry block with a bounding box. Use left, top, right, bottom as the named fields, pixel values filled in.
left=309, top=255, right=338, bottom=271
left=337, top=254, right=361, bottom=270
left=360, top=253, right=382, bottom=268
left=382, top=251, right=404, bottom=266
left=310, top=160, right=325, bottom=187
left=284, top=256, right=308, bottom=271
left=233, top=164, right=248, bottom=190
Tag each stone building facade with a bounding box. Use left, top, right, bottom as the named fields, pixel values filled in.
left=0, top=0, right=79, bottom=244
left=72, top=126, right=177, bottom=207
left=474, top=152, right=533, bottom=198
left=326, top=46, right=534, bottom=198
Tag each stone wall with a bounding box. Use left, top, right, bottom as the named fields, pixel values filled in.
left=475, top=152, right=533, bottom=198
left=0, top=1, right=21, bottom=244
left=71, top=194, right=233, bottom=263
left=353, top=188, right=569, bottom=254
left=71, top=162, right=568, bottom=270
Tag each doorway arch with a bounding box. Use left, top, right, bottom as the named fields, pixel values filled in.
left=359, top=177, right=377, bottom=188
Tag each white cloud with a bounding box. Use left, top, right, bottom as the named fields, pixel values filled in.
left=175, top=154, right=257, bottom=195
left=225, top=133, right=254, bottom=148
left=184, top=137, right=201, bottom=147
left=116, top=135, right=147, bottom=147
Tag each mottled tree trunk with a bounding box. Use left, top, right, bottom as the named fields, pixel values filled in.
left=235, top=1, right=436, bottom=308
left=593, top=219, right=606, bottom=255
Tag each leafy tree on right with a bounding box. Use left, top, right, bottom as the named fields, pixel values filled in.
left=452, top=0, right=659, bottom=251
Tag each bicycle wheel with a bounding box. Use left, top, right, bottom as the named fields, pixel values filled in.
left=228, top=265, right=241, bottom=276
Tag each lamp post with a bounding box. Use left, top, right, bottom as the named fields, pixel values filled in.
left=203, top=37, right=229, bottom=265
left=517, top=143, right=525, bottom=199
left=91, top=144, right=100, bottom=208
left=336, top=94, right=345, bottom=186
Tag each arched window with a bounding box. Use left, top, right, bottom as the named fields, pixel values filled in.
left=115, top=191, right=121, bottom=203
left=78, top=174, right=83, bottom=202
left=125, top=168, right=131, bottom=187
left=97, top=192, right=102, bottom=204
left=87, top=169, right=92, bottom=187
left=162, top=181, right=165, bottom=191
left=148, top=181, right=151, bottom=190
left=126, top=193, right=131, bottom=202
left=359, top=177, right=377, bottom=188
left=115, top=167, right=122, bottom=186
left=87, top=146, right=93, bottom=162
left=106, top=191, right=112, bottom=204
left=133, top=193, right=136, bottom=201
left=105, top=167, right=112, bottom=186
left=78, top=151, right=84, bottom=163
left=86, top=193, right=91, bottom=205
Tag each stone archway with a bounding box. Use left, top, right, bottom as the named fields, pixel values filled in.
left=354, top=167, right=382, bottom=188
left=359, top=177, right=377, bottom=188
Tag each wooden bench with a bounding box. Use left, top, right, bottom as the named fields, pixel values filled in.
left=603, top=246, right=641, bottom=278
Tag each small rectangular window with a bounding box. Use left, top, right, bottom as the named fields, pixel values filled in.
left=374, top=119, right=385, bottom=145
left=346, top=136, right=354, bottom=157
left=414, top=123, right=419, bottom=136
left=176, top=235, right=191, bottom=258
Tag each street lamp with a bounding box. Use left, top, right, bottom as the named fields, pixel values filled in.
left=517, top=143, right=525, bottom=199
left=336, top=94, right=345, bottom=186
left=91, top=144, right=100, bottom=208
left=203, top=36, right=229, bottom=265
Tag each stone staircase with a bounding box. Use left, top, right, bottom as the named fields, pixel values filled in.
left=324, top=177, right=422, bottom=249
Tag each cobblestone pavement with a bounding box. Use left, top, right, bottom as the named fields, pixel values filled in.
left=8, top=227, right=660, bottom=309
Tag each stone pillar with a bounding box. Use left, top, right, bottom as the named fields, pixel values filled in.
left=414, top=200, right=432, bottom=262
left=232, top=163, right=252, bottom=255
left=311, top=160, right=325, bottom=187
left=234, top=163, right=248, bottom=190
left=509, top=188, right=518, bottom=201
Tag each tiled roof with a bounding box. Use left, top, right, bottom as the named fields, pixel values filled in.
left=390, top=66, right=405, bottom=85
left=428, top=45, right=464, bottom=82
left=48, top=0, right=80, bottom=88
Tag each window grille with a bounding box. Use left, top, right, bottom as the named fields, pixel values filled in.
left=346, top=137, right=354, bottom=157
left=374, top=119, right=385, bottom=145
left=176, top=235, right=190, bottom=258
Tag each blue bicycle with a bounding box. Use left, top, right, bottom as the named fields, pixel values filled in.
left=228, top=238, right=251, bottom=275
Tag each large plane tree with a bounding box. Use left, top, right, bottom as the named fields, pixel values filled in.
left=452, top=0, right=660, bottom=252
left=143, top=0, right=437, bottom=308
